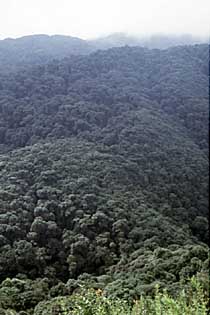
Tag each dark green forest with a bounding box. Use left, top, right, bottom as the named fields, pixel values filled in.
left=0, top=38, right=209, bottom=314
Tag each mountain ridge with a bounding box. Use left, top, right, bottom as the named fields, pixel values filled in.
left=0, top=33, right=208, bottom=67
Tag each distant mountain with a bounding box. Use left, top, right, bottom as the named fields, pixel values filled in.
left=0, top=34, right=94, bottom=66
left=0, top=33, right=208, bottom=68
left=140, top=34, right=208, bottom=49
left=89, top=33, right=141, bottom=49
left=90, top=33, right=207, bottom=49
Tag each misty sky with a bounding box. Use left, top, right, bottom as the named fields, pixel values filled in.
left=0, top=0, right=209, bottom=40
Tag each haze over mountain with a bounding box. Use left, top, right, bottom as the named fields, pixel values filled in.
left=90, top=33, right=207, bottom=49
left=0, top=33, right=208, bottom=68
left=1, top=0, right=209, bottom=40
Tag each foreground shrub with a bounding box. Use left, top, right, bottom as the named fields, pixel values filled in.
left=34, top=276, right=208, bottom=315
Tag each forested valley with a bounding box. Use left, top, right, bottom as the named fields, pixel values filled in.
left=0, top=37, right=209, bottom=314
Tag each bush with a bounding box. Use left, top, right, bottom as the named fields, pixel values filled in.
left=34, top=276, right=209, bottom=315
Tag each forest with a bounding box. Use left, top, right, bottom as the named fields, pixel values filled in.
left=0, top=37, right=209, bottom=314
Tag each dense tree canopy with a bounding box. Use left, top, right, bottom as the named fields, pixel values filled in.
left=0, top=42, right=209, bottom=313
left=0, top=44, right=208, bottom=154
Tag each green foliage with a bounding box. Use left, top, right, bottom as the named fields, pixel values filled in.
left=0, top=43, right=209, bottom=312
left=0, top=45, right=208, bottom=154
left=32, top=277, right=209, bottom=315
left=0, top=138, right=208, bottom=286
left=0, top=272, right=208, bottom=314
left=0, top=277, right=49, bottom=313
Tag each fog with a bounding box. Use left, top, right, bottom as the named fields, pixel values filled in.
left=0, top=0, right=209, bottom=40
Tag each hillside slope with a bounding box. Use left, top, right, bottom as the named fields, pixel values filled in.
left=0, top=44, right=209, bottom=313
left=0, top=45, right=208, bottom=153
